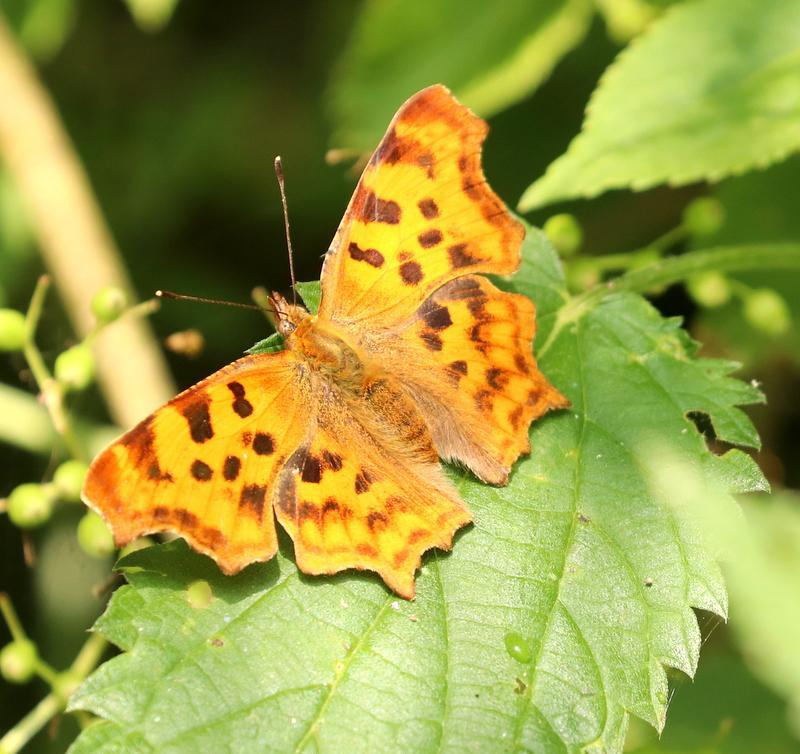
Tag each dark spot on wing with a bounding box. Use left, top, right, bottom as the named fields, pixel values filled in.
left=486, top=367, right=509, bottom=390
left=227, top=381, right=253, bottom=418
left=418, top=198, right=439, bottom=219
left=239, top=484, right=267, bottom=520
left=448, top=243, right=481, bottom=269
left=422, top=304, right=452, bottom=331
left=322, top=499, right=339, bottom=514
left=321, top=450, right=343, bottom=471
left=418, top=229, right=442, bottom=248
left=509, top=406, right=523, bottom=430
left=182, top=399, right=214, bottom=443
left=348, top=242, right=385, bottom=268
left=514, top=353, right=531, bottom=374
left=354, top=468, right=374, bottom=494
left=360, top=190, right=401, bottom=224
left=421, top=331, right=443, bottom=351
left=191, top=459, right=213, bottom=481
left=253, top=432, right=274, bottom=455
left=450, top=360, right=468, bottom=375
left=223, top=455, right=241, bottom=481
left=400, top=261, right=423, bottom=285
left=301, top=454, right=322, bottom=483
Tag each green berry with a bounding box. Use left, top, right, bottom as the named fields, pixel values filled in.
left=90, top=285, right=128, bottom=323
left=55, top=344, right=95, bottom=392
left=744, top=288, right=791, bottom=337
left=77, top=511, right=115, bottom=558
left=687, top=272, right=731, bottom=308
left=0, top=308, right=26, bottom=352
left=0, top=639, right=38, bottom=683
left=6, top=483, right=55, bottom=528
left=683, top=197, right=725, bottom=238
left=543, top=213, right=583, bottom=257
left=53, top=460, right=89, bottom=502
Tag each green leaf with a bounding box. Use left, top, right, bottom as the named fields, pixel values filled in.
left=244, top=333, right=284, bottom=356
left=519, top=0, right=800, bottom=210
left=626, top=648, right=800, bottom=754
left=295, top=280, right=321, bottom=315
left=68, top=227, right=764, bottom=753
left=243, top=281, right=322, bottom=355
left=329, top=0, right=594, bottom=153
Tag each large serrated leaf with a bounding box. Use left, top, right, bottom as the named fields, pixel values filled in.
left=519, top=0, right=800, bottom=211
left=328, top=0, right=593, bottom=153
left=68, top=228, right=764, bottom=753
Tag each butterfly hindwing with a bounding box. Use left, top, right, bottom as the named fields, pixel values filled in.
left=395, top=274, right=568, bottom=483
left=83, top=350, right=314, bottom=573
left=272, top=375, right=470, bottom=598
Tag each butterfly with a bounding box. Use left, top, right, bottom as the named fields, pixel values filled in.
left=82, top=84, right=568, bottom=598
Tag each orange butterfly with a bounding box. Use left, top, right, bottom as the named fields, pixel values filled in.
left=82, top=85, right=568, bottom=598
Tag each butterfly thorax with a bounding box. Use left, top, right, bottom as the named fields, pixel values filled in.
left=288, top=314, right=367, bottom=390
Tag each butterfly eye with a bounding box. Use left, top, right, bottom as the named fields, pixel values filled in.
left=278, top=320, right=297, bottom=337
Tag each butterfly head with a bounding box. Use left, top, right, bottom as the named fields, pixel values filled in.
left=268, top=291, right=310, bottom=338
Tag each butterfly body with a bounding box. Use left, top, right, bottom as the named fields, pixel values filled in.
left=83, top=85, right=568, bottom=598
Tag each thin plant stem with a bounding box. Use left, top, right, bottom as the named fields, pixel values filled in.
left=0, top=595, right=26, bottom=642
left=22, top=275, right=84, bottom=461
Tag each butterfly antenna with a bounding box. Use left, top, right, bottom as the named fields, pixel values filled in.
left=156, top=290, right=263, bottom=311
left=273, top=156, right=297, bottom=306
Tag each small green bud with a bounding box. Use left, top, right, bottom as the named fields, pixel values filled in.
left=186, top=579, right=214, bottom=609
left=90, top=285, right=128, bottom=323
left=55, top=344, right=95, bottom=392
left=687, top=272, right=731, bottom=308
left=744, top=288, right=791, bottom=336
left=566, top=258, right=599, bottom=292
left=543, top=213, right=583, bottom=257
left=0, top=639, right=38, bottom=683
left=53, top=460, right=89, bottom=502
left=683, top=197, right=725, bottom=238
left=0, top=308, right=26, bottom=352
left=6, top=483, right=55, bottom=528
left=77, top=511, right=115, bottom=558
